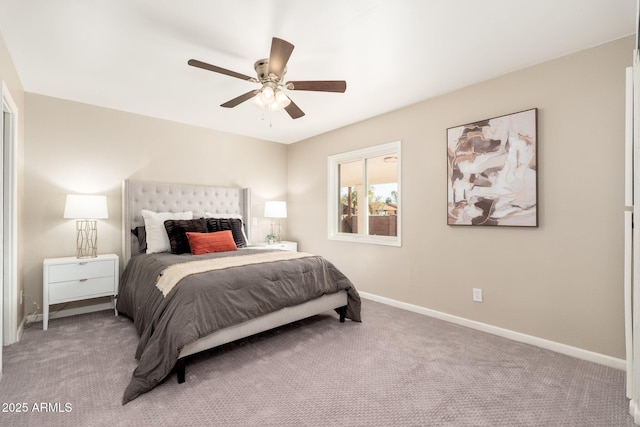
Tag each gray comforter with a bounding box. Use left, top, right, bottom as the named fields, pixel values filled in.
left=117, top=248, right=361, bottom=404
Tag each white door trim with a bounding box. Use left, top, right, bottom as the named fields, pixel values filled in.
left=1, top=80, right=18, bottom=347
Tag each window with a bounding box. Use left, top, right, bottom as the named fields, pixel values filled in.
left=328, top=141, right=401, bottom=246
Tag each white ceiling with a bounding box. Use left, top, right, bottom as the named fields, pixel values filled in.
left=0, top=1, right=635, bottom=144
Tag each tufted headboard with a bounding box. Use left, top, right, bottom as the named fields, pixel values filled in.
left=122, top=179, right=251, bottom=265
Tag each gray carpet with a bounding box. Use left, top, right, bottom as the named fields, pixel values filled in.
left=0, top=299, right=635, bottom=426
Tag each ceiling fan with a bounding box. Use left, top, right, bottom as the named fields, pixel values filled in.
left=188, top=37, right=347, bottom=119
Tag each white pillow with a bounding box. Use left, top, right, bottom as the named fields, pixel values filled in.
left=142, top=209, right=193, bottom=253
left=204, top=212, right=250, bottom=245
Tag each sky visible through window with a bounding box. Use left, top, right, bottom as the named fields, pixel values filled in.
left=371, top=183, right=397, bottom=202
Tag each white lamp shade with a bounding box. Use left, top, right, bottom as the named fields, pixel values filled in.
left=264, top=201, right=287, bottom=218
left=64, top=194, right=108, bottom=219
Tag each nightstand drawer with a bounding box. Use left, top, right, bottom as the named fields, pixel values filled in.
left=48, top=276, right=115, bottom=303
left=47, top=260, right=114, bottom=283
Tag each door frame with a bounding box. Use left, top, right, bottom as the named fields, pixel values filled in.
left=1, top=80, right=18, bottom=347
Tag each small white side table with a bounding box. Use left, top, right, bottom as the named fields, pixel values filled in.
left=42, top=253, right=119, bottom=330
left=251, top=241, right=298, bottom=252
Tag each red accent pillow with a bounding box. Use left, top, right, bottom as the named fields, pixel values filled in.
left=186, top=231, right=238, bottom=255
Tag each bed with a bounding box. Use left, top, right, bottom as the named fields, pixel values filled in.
left=117, top=179, right=361, bottom=404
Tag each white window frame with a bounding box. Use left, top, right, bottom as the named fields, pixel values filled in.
left=327, top=141, right=401, bottom=247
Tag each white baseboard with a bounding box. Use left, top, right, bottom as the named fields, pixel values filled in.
left=25, top=302, right=114, bottom=324
left=630, top=399, right=639, bottom=422
left=359, top=291, right=626, bottom=371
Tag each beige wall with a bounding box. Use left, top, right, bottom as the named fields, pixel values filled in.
left=22, top=94, right=288, bottom=313
left=0, top=31, right=25, bottom=328
left=288, top=36, right=634, bottom=359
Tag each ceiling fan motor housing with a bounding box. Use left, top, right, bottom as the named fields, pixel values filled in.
left=254, top=59, right=285, bottom=83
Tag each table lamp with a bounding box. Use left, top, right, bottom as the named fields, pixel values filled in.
left=63, top=194, right=108, bottom=258
left=264, top=201, right=287, bottom=243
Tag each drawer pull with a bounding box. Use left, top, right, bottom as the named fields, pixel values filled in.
left=79, top=262, right=88, bottom=265
left=79, top=278, right=88, bottom=282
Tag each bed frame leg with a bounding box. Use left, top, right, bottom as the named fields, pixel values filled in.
left=338, top=306, right=347, bottom=323
left=176, top=358, right=186, bottom=384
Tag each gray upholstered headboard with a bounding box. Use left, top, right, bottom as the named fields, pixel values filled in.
left=122, top=179, right=251, bottom=265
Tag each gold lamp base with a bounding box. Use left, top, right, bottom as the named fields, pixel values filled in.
left=76, top=219, right=98, bottom=258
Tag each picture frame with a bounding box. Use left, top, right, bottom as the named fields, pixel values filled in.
left=447, top=108, right=538, bottom=227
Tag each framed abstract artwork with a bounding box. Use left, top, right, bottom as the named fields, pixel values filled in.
left=447, top=108, right=538, bottom=227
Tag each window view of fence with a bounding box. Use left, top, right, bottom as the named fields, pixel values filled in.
left=338, top=154, right=398, bottom=237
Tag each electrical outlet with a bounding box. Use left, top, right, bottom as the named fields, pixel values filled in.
left=252, top=217, right=258, bottom=226
left=472, top=288, right=483, bottom=302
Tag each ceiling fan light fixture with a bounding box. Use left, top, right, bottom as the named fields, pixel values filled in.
left=253, top=84, right=290, bottom=112
left=275, top=89, right=291, bottom=108
left=259, top=85, right=275, bottom=104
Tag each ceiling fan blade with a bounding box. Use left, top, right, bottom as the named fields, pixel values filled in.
left=220, top=90, right=259, bottom=108
left=286, top=80, right=347, bottom=93
left=188, top=59, right=256, bottom=82
left=268, top=37, right=294, bottom=79
left=284, top=99, right=305, bottom=119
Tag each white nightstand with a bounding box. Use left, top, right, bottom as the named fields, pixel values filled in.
left=43, top=254, right=119, bottom=330
left=251, top=241, right=298, bottom=252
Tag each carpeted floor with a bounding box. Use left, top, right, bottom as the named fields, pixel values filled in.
left=0, top=299, right=635, bottom=426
